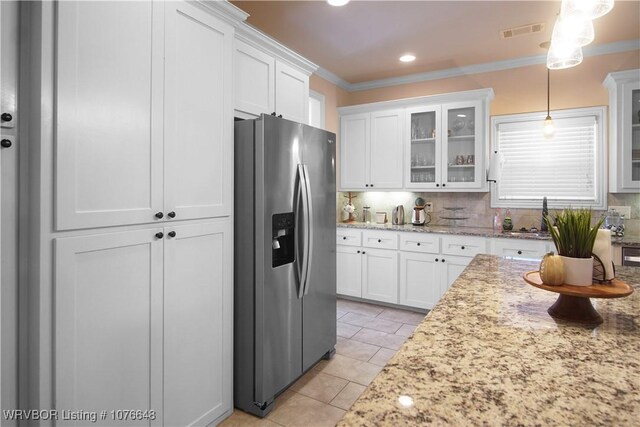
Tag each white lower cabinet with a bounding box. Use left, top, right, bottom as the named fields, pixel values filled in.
left=337, top=245, right=363, bottom=297
left=439, top=255, right=473, bottom=293
left=489, top=238, right=550, bottom=260
left=55, top=220, right=232, bottom=426
left=399, top=252, right=439, bottom=309
left=362, top=248, right=398, bottom=304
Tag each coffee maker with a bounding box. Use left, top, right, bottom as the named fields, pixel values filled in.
left=412, top=197, right=428, bottom=226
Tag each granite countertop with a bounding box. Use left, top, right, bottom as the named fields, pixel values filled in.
left=339, top=254, right=640, bottom=426
left=337, top=222, right=640, bottom=247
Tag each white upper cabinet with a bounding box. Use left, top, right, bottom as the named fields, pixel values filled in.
left=340, top=109, right=404, bottom=190
left=340, top=113, right=370, bottom=189
left=56, top=0, right=234, bottom=230
left=339, top=89, right=493, bottom=192
left=604, top=69, right=640, bottom=192
left=234, top=39, right=275, bottom=117
left=234, top=27, right=316, bottom=123
left=164, top=1, right=233, bottom=221
left=370, top=109, right=404, bottom=188
left=275, top=60, right=309, bottom=124
left=56, top=1, right=164, bottom=230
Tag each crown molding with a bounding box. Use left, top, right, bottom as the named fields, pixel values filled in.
left=316, top=39, right=640, bottom=93
left=236, top=23, right=318, bottom=75
left=197, top=0, right=248, bottom=27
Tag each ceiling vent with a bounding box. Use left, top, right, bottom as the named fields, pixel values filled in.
left=501, top=23, right=545, bottom=39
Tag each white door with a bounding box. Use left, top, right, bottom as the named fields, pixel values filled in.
left=55, top=230, right=163, bottom=425
left=441, top=100, right=483, bottom=189
left=56, top=1, right=164, bottom=230
left=370, top=109, right=404, bottom=189
left=405, top=105, right=441, bottom=190
left=362, top=248, right=398, bottom=304
left=336, top=245, right=363, bottom=298
left=399, top=252, right=439, bottom=309
left=275, top=60, right=309, bottom=124
left=340, top=113, right=370, bottom=190
left=164, top=1, right=233, bottom=221
left=234, top=38, right=275, bottom=117
left=439, top=255, right=472, bottom=297
left=163, top=220, right=232, bottom=426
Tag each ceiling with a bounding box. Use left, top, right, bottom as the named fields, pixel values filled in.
left=230, top=1, right=640, bottom=84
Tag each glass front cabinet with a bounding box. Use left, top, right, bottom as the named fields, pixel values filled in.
left=604, top=69, right=640, bottom=192
left=405, top=100, right=484, bottom=190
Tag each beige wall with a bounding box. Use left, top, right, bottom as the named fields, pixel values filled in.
left=309, top=74, right=350, bottom=135
left=309, top=50, right=640, bottom=233
left=345, top=50, right=640, bottom=115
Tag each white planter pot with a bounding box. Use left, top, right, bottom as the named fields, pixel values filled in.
left=559, top=256, right=593, bottom=286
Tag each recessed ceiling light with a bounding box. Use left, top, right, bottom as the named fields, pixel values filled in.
left=327, top=0, right=350, bottom=6
left=399, top=54, right=416, bottom=63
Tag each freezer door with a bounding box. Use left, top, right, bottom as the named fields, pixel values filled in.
left=254, top=115, right=304, bottom=404
left=301, top=125, right=337, bottom=371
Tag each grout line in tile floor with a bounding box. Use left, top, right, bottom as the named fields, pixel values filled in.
left=220, top=298, right=428, bottom=427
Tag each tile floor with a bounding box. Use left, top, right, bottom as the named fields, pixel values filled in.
left=220, top=298, right=427, bottom=427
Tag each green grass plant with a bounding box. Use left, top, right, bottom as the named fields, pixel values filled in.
left=544, top=209, right=604, bottom=259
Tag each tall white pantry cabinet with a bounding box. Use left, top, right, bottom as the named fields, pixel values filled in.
left=24, top=1, right=245, bottom=425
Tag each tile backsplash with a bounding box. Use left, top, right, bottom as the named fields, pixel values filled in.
left=337, top=191, right=640, bottom=235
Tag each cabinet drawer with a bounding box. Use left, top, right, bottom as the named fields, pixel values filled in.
left=399, top=233, right=440, bottom=254
left=490, top=238, right=549, bottom=260
left=337, top=229, right=362, bottom=247
left=362, top=230, right=399, bottom=250
left=441, top=235, right=487, bottom=257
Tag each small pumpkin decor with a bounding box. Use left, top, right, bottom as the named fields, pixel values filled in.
left=539, top=252, right=565, bottom=286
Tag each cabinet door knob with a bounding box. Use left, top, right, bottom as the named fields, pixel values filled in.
left=168, top=231, right=176, bottom=238
left=155, top=212, right=164, bottom=219
left=435, top=258, right=439, bottom=262
left=155, top=232, right=164, bottom=239
left=362, top=251, right=366, bottom=255
left=461, top=246, right=465, bottom=250
left=1, top=113, right=12, bottom=122
left=365, top=184, right=369, bottom=187
left=357, top=250, right=360, bottom=254
left=377, top=239, right=381, bottom=243
left=167, top=211, right=176, bottom=218
left=278, top=114, right=283, bottom=118
left=442, top=183, right=446, bottom=187
left=442, top=259, right=445, bottom=262
left=417, top=242, right=421, bottom=246
left=517, top=250, right=522, bottom=255
left=271, top=112, right=276, bottom=116
left=370, top=184, right=374, bottom=187
left=1, top=139, right=12, bottom=148
left=436, top=184, right=440, bottom=187
left=343, top=236, right=347, bottom=240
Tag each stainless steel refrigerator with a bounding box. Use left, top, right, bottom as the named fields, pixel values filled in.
left=234, top=114, right=337, bottom=417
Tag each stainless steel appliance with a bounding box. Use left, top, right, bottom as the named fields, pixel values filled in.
left=392, top=205, right=405, bottom=225
left=234, top=115, right=336, bottom=417
left=622, top=247, right=640, bottom=267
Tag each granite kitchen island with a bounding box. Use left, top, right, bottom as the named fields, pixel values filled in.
left=339, top=254, right=640, bottom=426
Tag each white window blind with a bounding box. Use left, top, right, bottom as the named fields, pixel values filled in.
left=491, top=107, right=606, bottom=210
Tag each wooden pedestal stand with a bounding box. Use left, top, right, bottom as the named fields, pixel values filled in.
left=523, top=271, right=633, bottom=325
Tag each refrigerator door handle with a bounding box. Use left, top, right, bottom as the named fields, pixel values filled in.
left=296, top=165, right=308, bottom=299
left=302, top=164, right=314, bottom=295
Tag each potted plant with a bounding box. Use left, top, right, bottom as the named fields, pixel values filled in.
left=544, top=209, right=604, bottom=286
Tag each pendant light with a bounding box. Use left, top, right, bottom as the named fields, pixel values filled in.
left=543, top=68, right=554, bottom=138
left=547, top=41, right=583, bottom=70
left=561, top=0, right=614, bottom=20
left=551, top=11, right=594, bottom=47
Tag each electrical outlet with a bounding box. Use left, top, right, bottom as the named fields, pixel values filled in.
left=424, top=201, right=434, bottom=213
left=609, top=205, right=631, bottom=219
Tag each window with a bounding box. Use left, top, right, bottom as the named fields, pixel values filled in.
left=309, top=90, right=325, bottom=129
left=491, top=107, right=606, bottom=210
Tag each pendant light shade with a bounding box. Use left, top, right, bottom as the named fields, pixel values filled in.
left=547, top=42, right=583, bottom=70
left=561, top=0, right=614, bottom=20
left=551, top=12, right=594, bottom=47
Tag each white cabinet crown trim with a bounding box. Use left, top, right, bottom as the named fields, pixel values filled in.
left=235, top=22, right=318, bottom=75
left=337, top=88, right=495, bottom=115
